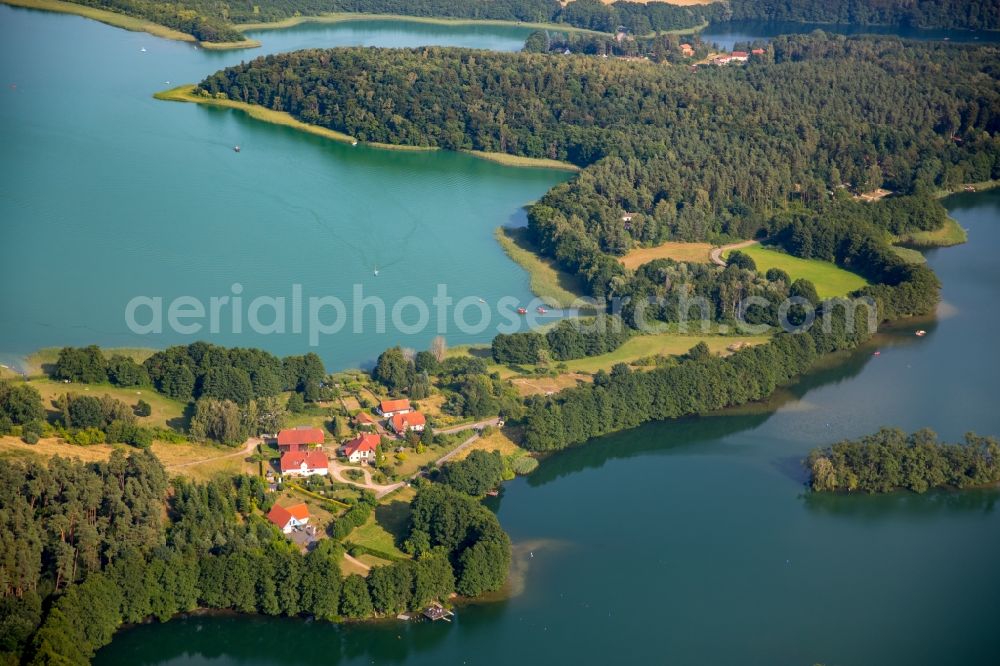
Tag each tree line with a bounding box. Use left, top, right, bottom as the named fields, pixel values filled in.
left=196, top=35, right=998, bottom=303
left=492, top=314, right=632, bottom=364
left=2, top=451, right=512, bottom=664
left=807, top=428, right=1000, bottom=493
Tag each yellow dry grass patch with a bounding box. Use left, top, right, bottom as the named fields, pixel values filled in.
left=511, top=373, right=592, bottom=397
left=0, top=436, right=253, bottom=481
left=619, top=241, right=714, bottom=269
left=453, top=429, right=525, bottom=460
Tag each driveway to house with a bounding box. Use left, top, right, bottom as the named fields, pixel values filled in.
left=433, top=432, right=482, bottom=467
left=710, top=239, right=759, bottom=266
left=165, top=437, right=261, bottom=470
left=328, top=458, right=404, bottom=498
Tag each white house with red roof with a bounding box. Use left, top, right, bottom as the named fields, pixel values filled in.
left=389, top=411, right=426, bottom=434
left=731, top=50, right=749, bottom=62
left=267, top=502, right=309, bottom=534
left=340, top=433, right=380, bottom=464
left=277, top=426, right=325, bottom=452
left=377, top=398, right=411, bottom=417
left=279, top=449, right=329, bottom=477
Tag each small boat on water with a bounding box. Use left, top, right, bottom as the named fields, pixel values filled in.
left=915, top=330, right=927, bottom=337
left=373, top=265, right=379, bottom=276
left=352, top=140, right=358, bottom=146
left=873, top=350, right=881, bottom=356
left=140, top=47, right=147, bottom=52
left=537, top=306, right=547, bottom=314
left=478, top=298, right=486, bottom=303
left=517, top=307, right=527, bottom=315
left=233, top=145, right=240, bottom=153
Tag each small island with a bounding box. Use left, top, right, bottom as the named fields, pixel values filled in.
left=807, top=428, right=1000, bottom=494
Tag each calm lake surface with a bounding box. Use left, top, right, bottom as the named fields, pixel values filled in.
left=0, top=7, right=562, bottom=371
left=700, top=19, right=1000, bottom=50
left=96, top=190, right=1000, bottom=665
left=3, top=8, right=1000, bottom=665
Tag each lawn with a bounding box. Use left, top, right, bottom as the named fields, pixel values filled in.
left=725, top=245, right=869, bottom=299
left=619, top=241, right=714, bottom=269
left=347, top=503, right=410, bottom=559
left=495, top=227, right=592, bottom=309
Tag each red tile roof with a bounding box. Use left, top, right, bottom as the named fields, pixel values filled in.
left=751, top=48, right=765, bottom=55
left=391, top=411, right=426, bottom=432
left=341, top=433, right=380, bottom=456
left=277, top=427, right=325, bottom=447
left=353, top=412, right=378, bottom=425
left=379, top=398, right=411, bottom=414
left=732, top=50, right=749, bottom=57
left=279, top=450, right=328, bottom=472
left=267, top=502, right=309, bottom=529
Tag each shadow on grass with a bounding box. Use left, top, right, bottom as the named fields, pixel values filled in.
left=374, top=500, right=413, bottom=548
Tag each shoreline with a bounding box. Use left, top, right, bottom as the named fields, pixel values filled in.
left=236, top=12, right=600, bottom=36
left=1, top=0, right=261, bottom=49
left=153, top=85, right=580, bottom=172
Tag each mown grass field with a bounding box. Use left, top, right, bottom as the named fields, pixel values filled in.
left=619, top=241, right=714, bottom=269
left=495, top=227, right=591, bottom=309
left=725, top=245, right=869, bottom=299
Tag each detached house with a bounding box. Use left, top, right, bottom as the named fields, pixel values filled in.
left=279, top=450, right=329, bottom=477
left=378, top=398, right=412, bottom=418
left=340, top=433, right=380, bottom=464
left=277, top=426, right=325, bottom=452
left=267, top=503, right=309, bottom=534
left=389, top=411, right=426, bottom=434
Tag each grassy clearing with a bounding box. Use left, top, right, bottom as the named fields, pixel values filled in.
left=465, top=150, right=580, bottom=172
left=154, top=85, right=358, bottom=145
left=894, top=216, right=968, bottom=248
left=453, top=429, right=525, bottom=460
left=0, top=436, right=253, bottom=481
left=890, top=246, right=926, bottom=264
left=347, top=505, right=409, bottom=559
left=549, top=332, right=771, bottom=374
left=934, top=180, right=1000, bottom=199
left=24, top=346, right=157, bottom=378
left=619, top=241, right=713, bottom=269
left=29, top=378, right=188, bottom=430
left=510, top=373, right=592, bottom=397
left=236, top=12, right=600, bottom=35
left=495, top=227, right=590, bottom=309
left=725, top=245, right=869, bottom=299
left=2, top=0, right=196, bottom=41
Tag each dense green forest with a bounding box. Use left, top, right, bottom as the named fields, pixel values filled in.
left=198, top=34, right=998, bottom=297
left=807, top=428, right=1000, bottom=493
left=48, top=0, right=1000, bottom=45
left=0, top=453, right=511, bottom=664
left=725, top=0, right=1000, bottom=31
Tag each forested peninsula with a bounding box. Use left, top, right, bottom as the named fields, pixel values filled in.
left=6, top=0, right=999, bottom=47
left=808, top=428, right=1000, bottom=493
left=192, top=33, right=999, bottom=451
